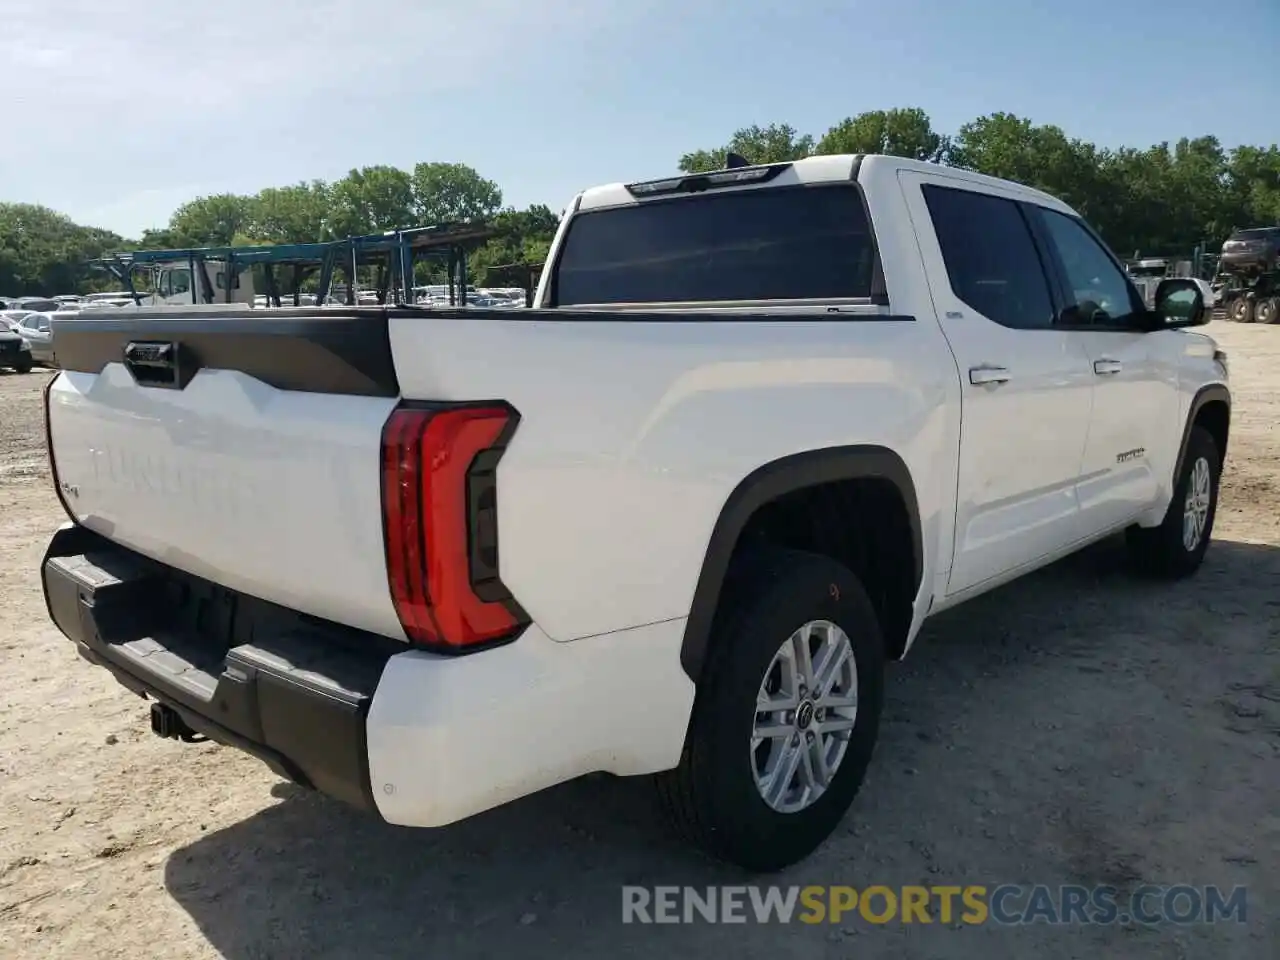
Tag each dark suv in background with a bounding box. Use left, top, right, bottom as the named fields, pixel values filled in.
left=1220, top=226, right=1280, bottom=275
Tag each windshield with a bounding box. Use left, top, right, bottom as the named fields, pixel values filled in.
left=19, top=299, right=59, bottom=312
left=552, top=184, right=876, bottom=306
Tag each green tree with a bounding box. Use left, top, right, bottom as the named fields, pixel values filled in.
left=950, top=112, right=1113, bottom=225
left=817, top=108, right=950, bottom=162
left=411, top=162, right=503, bottom=224
left=327, top=165, right=415, bottom=238
left=0, top=203, right=125, bottom=295
left=1225, top=145, right=1280, bottom=228
left=250, top=181, right=332, bottom=243
left=468, top=203, right=560, bottom=285
left=679, top=123, right=816, bottom=173
left=167, top=193, right=257, bottom=247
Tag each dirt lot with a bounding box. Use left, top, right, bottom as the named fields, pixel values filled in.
left=1, top=323, right=1277, bottom=959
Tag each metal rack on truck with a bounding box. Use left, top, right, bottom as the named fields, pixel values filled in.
left=90, top=223, right=497, bottom=309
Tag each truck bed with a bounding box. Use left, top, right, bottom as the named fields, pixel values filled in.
left=47, top=303, right=938, bottom=645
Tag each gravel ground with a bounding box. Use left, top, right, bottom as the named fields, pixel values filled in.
left=0, top=323, right=1277, bottom=959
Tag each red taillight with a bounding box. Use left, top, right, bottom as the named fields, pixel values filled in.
left=380, top=402, right=528, bottom=652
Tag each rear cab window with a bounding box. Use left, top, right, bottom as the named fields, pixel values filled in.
left=549, top=183, right=878, bottom=306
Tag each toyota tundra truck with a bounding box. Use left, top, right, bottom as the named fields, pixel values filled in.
left=40, top=154, right=1230, bottom=872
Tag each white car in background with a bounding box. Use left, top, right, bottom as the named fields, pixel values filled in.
left=13, top=311, right=68, bottom=366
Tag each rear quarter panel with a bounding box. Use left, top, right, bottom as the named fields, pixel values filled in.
left=390, top=311, right=958, bottom=642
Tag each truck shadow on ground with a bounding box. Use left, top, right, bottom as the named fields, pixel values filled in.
left=163, top=536, right=1280, bottom=960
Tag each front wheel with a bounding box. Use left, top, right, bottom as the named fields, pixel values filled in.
left=656, top=547, right=885, bottom=872
left=13, top=355, right=32, bottom=374
left=1126, top=426, right=1221, bottom=578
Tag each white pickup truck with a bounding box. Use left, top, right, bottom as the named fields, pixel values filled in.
left=40, top=154, right=1229, bottom=872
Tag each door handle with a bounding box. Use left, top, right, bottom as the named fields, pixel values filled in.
left=1093, top=359, right=1123, bottom=376
left=968, top=365, right=1011, bottom=385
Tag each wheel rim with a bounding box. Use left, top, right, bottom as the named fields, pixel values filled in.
left=751, top=619, right=858, bottom=814
left=1182, top=456, right=1212, bottom=552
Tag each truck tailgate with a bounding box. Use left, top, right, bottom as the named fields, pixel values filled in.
left=46, top=309, right=406, bottom=641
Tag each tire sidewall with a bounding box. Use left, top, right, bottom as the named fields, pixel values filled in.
left=1168, top=427, right=1221, bottom=569
left=693, top=552, right=885, bottom=869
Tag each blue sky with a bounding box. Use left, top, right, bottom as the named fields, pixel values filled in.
left=5, top=0, right=1278, bottom=239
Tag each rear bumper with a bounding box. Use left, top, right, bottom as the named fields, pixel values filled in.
left=42, top=524, right=696, bottom=827
left=42, top=523, right=392, bottom=814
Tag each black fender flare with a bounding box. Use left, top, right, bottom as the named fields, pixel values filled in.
left=1173, top=384, right=1230, bottom=483
left=679, top=445, right=923, bottom=682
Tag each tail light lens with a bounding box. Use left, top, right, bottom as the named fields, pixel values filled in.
left=380, top=401, right=528, bottom=653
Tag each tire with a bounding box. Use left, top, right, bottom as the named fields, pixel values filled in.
left=13, top=355, right=32, bottom=374
left=1228, top=297, right=1255, bottom=323
left=1257, top=297, right=1280, bottom=325
left=656, top=547, right=885, bottom=872
left=1126, top=425, right=1221, bottom=578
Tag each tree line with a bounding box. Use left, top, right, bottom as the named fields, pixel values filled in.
left=3, top=108, right=1279, bottom=296
left=681, top=109, right=1280, bottom=259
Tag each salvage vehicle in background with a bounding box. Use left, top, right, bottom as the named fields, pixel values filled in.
left=1218, top=225, right=1280, bottom=324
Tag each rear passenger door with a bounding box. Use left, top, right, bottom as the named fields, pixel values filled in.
left=899, top=173, right=1096, bottom=596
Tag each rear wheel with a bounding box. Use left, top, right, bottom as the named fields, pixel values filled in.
left=1229, top=297, right=1255, bottom=323
left=1256, top=297, right=1280, bottom=325
left=656, top=547, right=885, bottom=872
left=1126, top=426, right=1220, bottom=578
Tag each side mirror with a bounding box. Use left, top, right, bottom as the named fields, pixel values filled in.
left=1151, top=278, right=1207, bottom=328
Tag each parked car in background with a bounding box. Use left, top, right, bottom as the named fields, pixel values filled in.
left=14, top=311, right=58, bottom=366
left=1, top=310, right=33, bottom=330
left=1220, top=226, right=1280, bottom=275
left=0, top=322, right=34, bottom=372
left=81, top=291, right=136, bottom=302
left=13, top=297, right=60, bottom=314
left=81, top=298, right=136, bottom=310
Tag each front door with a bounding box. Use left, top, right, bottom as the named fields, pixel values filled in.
left=1029, top=207, right=1180, bottom=535
left=899, top=172, right=1096, bottom=595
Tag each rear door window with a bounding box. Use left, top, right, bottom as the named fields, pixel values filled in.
left=552, top=185, right=876, bottom=305
left=922, top=184, right=1057, bottom=330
